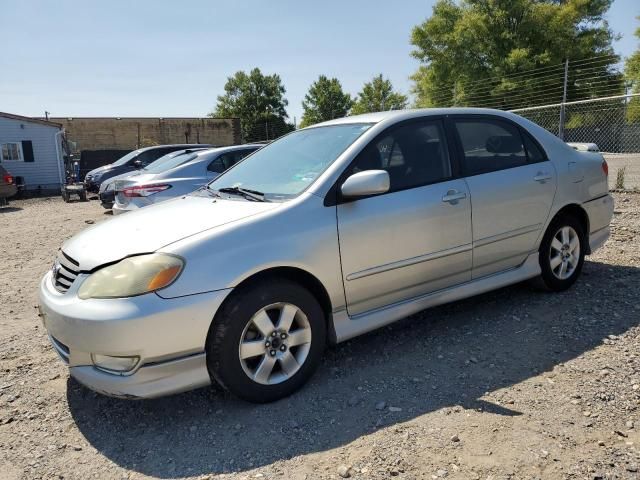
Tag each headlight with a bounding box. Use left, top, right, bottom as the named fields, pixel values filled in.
left=78, top=253, right=184, bottom=299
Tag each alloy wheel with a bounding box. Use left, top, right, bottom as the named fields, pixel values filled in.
left=238, top=302, right=312, bottom=385
left=549, top=226, right=580, bottom=280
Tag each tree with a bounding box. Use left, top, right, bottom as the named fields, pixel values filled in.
left=211, top=68, right=293, bottom=142
left=300, top=76, right=353, bottom=127
left=351, top=75, right=408, bottom=115
left=625, top=17, right=640, bottom=122
left=410, top=0, right=622, bottom=110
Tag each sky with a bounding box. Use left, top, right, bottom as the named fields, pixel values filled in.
left=1, top=0, right=638, bottom=124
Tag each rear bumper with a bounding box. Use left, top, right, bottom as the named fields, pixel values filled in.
left=583, top=194, right=614, bottom=254
left=589, top=226, right=610, bottom=254
left=0, top=183, right=17, bottom=198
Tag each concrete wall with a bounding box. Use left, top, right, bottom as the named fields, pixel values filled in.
left=49, top=117, right=241, bottom=152
left=0, top=116, right=62, bottom=190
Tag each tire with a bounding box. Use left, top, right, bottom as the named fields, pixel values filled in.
left=206, top=278, right=326, bottom=403
left=536, top=214, right=586, bottom=291
left=79, top=190, right=88, bottom=202
left=62, top=191, right=70, bottom=203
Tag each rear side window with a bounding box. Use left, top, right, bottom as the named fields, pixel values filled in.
left=522, top=133, right=547, bottom=163
left=349, top=120, right=452, bottom=193
left=207, top=149, right=255, bottom=173
left=454, top=119, right=527, bottom=176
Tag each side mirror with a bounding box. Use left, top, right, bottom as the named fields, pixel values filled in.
left=341, top=170, right=390, bottom=199
left=133, top=159, right=143, bottom=169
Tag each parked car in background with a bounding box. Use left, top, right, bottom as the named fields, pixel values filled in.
left=84, top=144, right=213, bottom=193
left=98, top=148, right=210, bottom=209
left=0, top=165, right=18, bottom=206
left=567, top=142, right=600, bottom=152
left=112, top=144, right=262, bottom=214
left=39, top=108, right=613, bottom=403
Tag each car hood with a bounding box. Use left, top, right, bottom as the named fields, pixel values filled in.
left=87, top=165, right=113, bottom=177
left=62, top=194, right=280, bottom=270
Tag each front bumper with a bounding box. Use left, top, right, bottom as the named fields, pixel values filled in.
left=99, top=189, right=115, bottom=209
left=85, top=181, right=100, bottom=193
left=38, top=270, right=232, bottom=399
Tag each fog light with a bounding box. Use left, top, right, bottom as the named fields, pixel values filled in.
left=91, top=354, right=140, bottom=374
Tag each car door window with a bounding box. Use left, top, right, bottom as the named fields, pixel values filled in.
left=454, top=119, right=527, bottom=176
left=208, top=152, right=236, bottom=173
left=349, top=120, right=452, bottom=192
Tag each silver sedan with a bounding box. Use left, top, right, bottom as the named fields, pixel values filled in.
left=38, top=108, right=613, bottom=403
left=112, top=145, right=261, bottom=214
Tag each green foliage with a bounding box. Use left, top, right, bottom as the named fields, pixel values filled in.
left=351, top=75, right=408, bottom=115
left=211, top=68, right=293, bottom=142
left=625, top=17, right=640, bottom=122
left=300, top=76, right=353, bottom=128
left=411, top=0, right=621, bottom=109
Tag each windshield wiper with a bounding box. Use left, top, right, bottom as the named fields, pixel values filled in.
left=217, top=186, right=267, bottom=202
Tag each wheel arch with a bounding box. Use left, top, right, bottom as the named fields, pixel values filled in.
left=546, top=203, right=591, bottom=254
left=216, top=266, right=336, bottom=343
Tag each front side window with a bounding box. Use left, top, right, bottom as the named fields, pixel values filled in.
left=208, top=124, right=372, bottom=200
left=454, top=119, right=527, bottom=176
left=1, top=143, right=22, bottom=161
left=348, top=120, right=452, bottom=192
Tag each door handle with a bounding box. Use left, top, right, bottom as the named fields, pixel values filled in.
left=442, top=190, right=467, bottom=204
left=534, top=172, right=552, bottom=183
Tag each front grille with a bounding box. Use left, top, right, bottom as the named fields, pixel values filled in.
left=53, top=251, right=80, bottom=293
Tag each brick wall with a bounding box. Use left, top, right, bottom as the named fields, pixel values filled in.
left=48, top=117, right=240, bottom=152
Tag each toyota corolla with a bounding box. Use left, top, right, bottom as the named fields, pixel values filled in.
left=38, top=108, right=613, bottom=403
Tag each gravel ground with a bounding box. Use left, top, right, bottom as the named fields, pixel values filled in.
left=0, top=194, right=639, bottom=480
left=604, top=155, right=640, bottom=191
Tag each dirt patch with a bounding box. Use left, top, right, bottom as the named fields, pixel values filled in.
left=1, top=194, right=639, bottom=479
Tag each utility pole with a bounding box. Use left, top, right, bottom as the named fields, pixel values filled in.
left=558, top=58, right=569, bottom=140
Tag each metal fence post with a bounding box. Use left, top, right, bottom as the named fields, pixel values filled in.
left=558, top=58, right=569, bottom=140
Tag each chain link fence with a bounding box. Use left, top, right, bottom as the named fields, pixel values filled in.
left=240, top=119, right=295, bottom=143
left=511, top=94, right=640, bottom=190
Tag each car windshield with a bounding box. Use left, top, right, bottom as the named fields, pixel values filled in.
left=207, top=123, right=372, bottom=200
left=112, top=149, right=143, bottom=167
left=143, top=150, right=201, bottom=174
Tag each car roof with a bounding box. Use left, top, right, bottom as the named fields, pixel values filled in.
left=313, top=107, right=521, bottom=127
left=136, top=144, right=215, bottom=152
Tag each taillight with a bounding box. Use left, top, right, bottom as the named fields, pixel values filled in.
left=3, top=173, right=13, bottom=184
left=122, top=184, right=171, bottom=198
left=601, top=160, right=608, bottom=177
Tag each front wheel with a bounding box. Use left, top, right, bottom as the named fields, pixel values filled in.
left=206, top=278, right=326, bottom=403
left=536, top=215, right=586, bottom=291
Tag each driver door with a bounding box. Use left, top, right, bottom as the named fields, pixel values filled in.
left=336, top=118, right=473, bottom=316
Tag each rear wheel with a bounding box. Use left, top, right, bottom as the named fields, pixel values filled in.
left=536, top=215, right=585, bottom=291
left=206, top=278, right=326, bottom=403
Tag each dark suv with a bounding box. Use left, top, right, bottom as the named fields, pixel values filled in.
left=0, top=166, right=18, bottom=207
left=84, top=144, right=213, bottom=193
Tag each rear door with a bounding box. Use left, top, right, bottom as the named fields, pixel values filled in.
left=336, top=118, right=472, bottom=316
left=452, top=116, right=557, bottom=278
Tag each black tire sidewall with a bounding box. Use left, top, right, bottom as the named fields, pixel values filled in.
left=206, top=278, right=326, bottom=403
left=538, top=215, right=586, bottom=291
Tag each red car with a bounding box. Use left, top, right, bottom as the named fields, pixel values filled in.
left=0, top=165, right=18, bottom=206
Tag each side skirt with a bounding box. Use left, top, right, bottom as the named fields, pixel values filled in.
left=332, top=252, right=541, bottom=343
